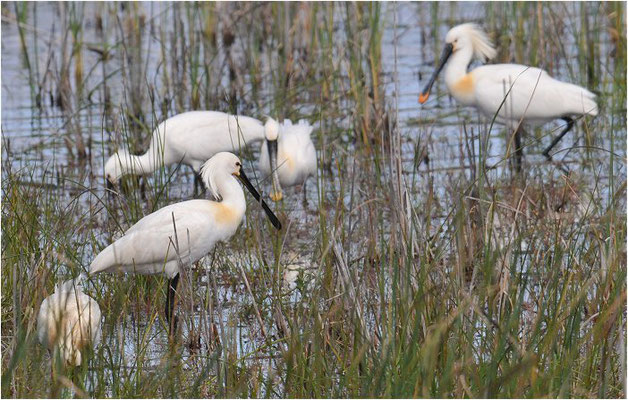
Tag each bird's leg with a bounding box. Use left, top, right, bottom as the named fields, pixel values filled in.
left=513, top=125, right=524, bottom=173
left=193, top=171, right=205, bottom=197
left=193, top=173, right=200, bottom=197
left=140, top=177, right=147, bottom=201
left=302, top=181, right=308, bottom=208
left=165, top=274, right=180, bottom=337
left=542, top=117, right=574, bottom=160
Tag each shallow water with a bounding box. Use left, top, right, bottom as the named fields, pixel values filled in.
left=2, top=2, right=625, bottom=397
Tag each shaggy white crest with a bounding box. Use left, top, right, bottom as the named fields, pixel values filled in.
left=200, top=152, right=241, bottom=200
left=446, top=23, right=497, bottom=62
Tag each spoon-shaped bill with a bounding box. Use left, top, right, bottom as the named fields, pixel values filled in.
left=237, top=168, right=282, bottom=230
left=419, top=43, right=454, bottom=104
left=266, top=139, right=283, bottom=202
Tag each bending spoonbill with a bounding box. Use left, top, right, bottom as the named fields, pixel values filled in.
left=92, top=152, right=281, bottom=333
left=258, top=118, right=317, bottom=202
left=37, top=276, right=101, bottom=366
left=419, top=23, right=598, bottom=168
left=104, top=111, right=307, bottom=199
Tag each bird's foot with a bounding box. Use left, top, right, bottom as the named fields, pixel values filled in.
left=270, top=191, right=283, bottom=202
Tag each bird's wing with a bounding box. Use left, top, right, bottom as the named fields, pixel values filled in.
left=124, top=200, right=206, bottom=234
left=90, top=201, right=214, bottom=275
left=473, top=64, right=595, bottom=122
left=473, top=64, right=554, bottom=121
left=162, top=112, right=264, bottom=168
left=299, top=136, right=318, bottom=175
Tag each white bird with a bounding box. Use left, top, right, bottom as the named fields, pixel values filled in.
left=92, top=152, right=281, bottom=333
left=104, top=111, right=315, bottom=200
left=258, top=118, right=317, bottom=202
left=419, top=23, right=598, bottom=169
left=37, top=276, right=101, bottom=366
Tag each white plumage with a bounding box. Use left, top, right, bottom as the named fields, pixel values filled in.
left=37, top=276, right=101, bottom=366
left=91, top=152, right=281, bottom=329
left=94, top=153, right=252, bottom=278
left=448, top=64, right=598, bottom=126
left=104, top=111, right=264, bottom=184
left=104, top=111, right=318, bottom=201
left=258, top=119, right=317, bottom=188
left=419, top=23, right=597, bottom=159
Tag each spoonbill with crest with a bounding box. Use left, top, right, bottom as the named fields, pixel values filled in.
left=419, top=23, right=598, bottom=169
left=91, top=152, right=281, bottom=334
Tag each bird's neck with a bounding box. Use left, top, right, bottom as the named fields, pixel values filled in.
left=444, top=46, right=475, bottom=104
left=216, top=175, right=247, bottom=218
left=444, top=46, right=473, bottom=88
left=118, top=151, right=159, bottom=177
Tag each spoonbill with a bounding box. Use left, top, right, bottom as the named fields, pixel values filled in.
left=419, top=23, right=598, bottom=168
left=104, top=111, right=314, bottom=199
left=92, top=152, right=281, bottom=333
left=37, top=275, right=102, bottom=366
left=258, top=118, right=317, bottom=202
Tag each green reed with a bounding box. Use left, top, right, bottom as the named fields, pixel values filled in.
left=1, top=2, right=625, bottom=398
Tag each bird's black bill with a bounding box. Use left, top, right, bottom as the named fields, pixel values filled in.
left=238, top=168, right=282, bottom=230
left=266, top=139, right=283, bottom=201
left=419, top=43, right=453, bottom=104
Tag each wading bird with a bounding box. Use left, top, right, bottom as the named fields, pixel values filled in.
left=419, top=23, right=598, bottom=170
left=37, top=276, right=102, bottom=367
left=258, top=118, right=317, bottom=203
left=92, top=152, right=281, bottom=334
left=104, top=111, right=314, bottom=200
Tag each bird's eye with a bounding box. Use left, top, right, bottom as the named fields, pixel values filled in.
left=235, top=162, right=241, bottom=167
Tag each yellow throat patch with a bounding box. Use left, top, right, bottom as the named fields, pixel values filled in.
left=452, top=73, right=475, bottom=95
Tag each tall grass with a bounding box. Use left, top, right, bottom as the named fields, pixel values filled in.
left=1, top=2, right=626, bottom=398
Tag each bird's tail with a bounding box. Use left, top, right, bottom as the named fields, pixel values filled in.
left=280, top=119, right=314, bottom=137
left=563, top=82, right=598, bottom=117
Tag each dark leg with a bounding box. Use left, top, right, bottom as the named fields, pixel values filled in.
left=165, top=274, right=180, bottom=336
left=193, top=171, right=205, bottom=197
left=542, top=117, right=574, bottom=159
left=302, top=181, right=308, bottom=208
left=513, top=125, right=524, bottom=173
left=140, top=177, right=147, bottom=201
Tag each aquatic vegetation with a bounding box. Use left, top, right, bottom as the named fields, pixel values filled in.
left=1, top=2, right=625, bottom=398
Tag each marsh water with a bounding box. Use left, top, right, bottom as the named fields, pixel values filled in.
left=2, top=2, right=626, bottom=397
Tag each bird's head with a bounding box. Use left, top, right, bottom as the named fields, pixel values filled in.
left=445, top=23, right=496, bottom=62
left=419, top=23, right=496, bottom=104
left=104, top=151, right=128, bottom=188
left=264, top=117, right=280, bottom=141
left=200, top=152, right=282, bottom=230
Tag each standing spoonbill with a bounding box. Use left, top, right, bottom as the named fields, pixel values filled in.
left=258, top=118, right=317, bottom=203
left=37, top=275, right=102, bottom=366
left=418, top=23, right=598, bottom=169
left=92, top=152, right=281, bottom=333
left=104, top=111, right=313, bottom=199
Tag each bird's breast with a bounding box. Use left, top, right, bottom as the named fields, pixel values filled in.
left=213, top=203, right=243, bottom=229
left=449, top=73, right=476, bottom=105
